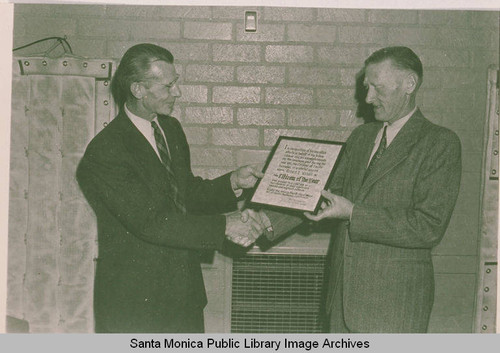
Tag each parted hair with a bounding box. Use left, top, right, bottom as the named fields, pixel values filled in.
left=365, top=46, right=423, bottom=88
left=111, top=43, right=174, bottom=109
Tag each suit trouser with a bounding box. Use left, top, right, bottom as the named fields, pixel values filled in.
left=327, top=261, right=351, bottom=333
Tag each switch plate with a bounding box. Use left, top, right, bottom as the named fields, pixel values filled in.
left=244, top=11, right=257, bottom=32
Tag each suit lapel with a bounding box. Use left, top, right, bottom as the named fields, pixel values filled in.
left=350, top=122, right=383, bottom=200
left=158, top=116, right=183, bottom=176
left=356, top=110, right=425, bottom=201
left=114, top=112, right=172, bottom=196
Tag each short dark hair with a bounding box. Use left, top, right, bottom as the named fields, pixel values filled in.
left=111, top=43, right=174, bottom=109
left=365, top=46, right=423, bottom=88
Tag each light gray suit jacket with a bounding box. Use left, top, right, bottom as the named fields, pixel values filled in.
left=266, top=110, right=462, bottom=332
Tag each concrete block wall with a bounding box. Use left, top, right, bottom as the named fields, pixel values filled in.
left=10, top=4, right=499, bottom=333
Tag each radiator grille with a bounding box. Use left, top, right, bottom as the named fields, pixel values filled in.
left=231, top=254, right=326, bottom=333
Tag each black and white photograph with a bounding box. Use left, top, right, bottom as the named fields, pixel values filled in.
left=0, top=0, right=498, bottom=346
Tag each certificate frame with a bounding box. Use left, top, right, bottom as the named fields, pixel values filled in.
left=249, top=136, right=344, bottom=214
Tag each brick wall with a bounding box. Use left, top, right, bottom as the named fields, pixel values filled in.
left=11, top=4, right=499, bottom=333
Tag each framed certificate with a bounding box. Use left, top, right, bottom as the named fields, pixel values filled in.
left=250, top=136, right=343, bottom=213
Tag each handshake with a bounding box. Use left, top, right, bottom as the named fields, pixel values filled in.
left=224, top=209, right=273, bottom=248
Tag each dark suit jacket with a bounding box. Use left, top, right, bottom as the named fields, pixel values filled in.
left=267, top=110, right=461, bottom=333
left=76, top=111, right=237, bottom=332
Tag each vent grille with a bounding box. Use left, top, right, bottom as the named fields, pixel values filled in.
left=231, top=254, right=326, bottom=333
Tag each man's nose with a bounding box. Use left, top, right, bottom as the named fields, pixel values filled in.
left=170, top=83, right=182, bottom=98
left=365, top=86, right=375, bottom=104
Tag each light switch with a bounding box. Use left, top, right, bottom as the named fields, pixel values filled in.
left=245, top=11, right=257, bottom=32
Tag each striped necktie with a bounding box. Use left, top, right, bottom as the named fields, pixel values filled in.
left=151, top=120, right=186, bottom=214
left=363, top=125, right=387, bottom=183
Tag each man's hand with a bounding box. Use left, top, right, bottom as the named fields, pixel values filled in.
left=304, top=190, right=354, bottom=221
left=241, top=209, right=274, bottom=238
left=225, top=210, right=264, bottom=247
left=230, top=164, right=264, bottom=191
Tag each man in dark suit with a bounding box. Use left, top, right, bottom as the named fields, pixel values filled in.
left=267, top=46, right=461, bottom=333
left=76, top=44, right=266, bottom=333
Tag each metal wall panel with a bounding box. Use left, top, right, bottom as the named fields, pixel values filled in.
left=474, top=66, right=499, bottom=333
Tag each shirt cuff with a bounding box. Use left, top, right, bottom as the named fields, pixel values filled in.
left=233, top=188, right=243, bottom=198
left=347, top=204, right=354, bottom=225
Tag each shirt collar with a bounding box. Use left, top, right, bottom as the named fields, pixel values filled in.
left=384, top=106, right=417, bottom=130
left=381, top=106, right=417, bottom=146
left=124, top=104, right=159, bottom=127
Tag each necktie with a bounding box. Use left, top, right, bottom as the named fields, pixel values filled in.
left=151, top=120, right=186, bottom=214
left=363, top=125, right=387, bottom=183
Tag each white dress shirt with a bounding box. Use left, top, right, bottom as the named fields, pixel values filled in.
left=124, top=104, right=170, bottom=160
left=348, top=107, right=418, bottom=222
left=124, top=105, right=243, bottom=197
left=367, top=106, right=417, bottom=166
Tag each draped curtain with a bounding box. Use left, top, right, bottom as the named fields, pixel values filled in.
left=8, top=56, right=114, bottom=332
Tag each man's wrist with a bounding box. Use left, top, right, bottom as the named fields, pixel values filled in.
left=230, top=172, right=238, bottom=191
left=230, top=172, right=243, bottom=197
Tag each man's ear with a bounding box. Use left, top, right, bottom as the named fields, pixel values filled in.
left=404, top=72, right=418, bottom=95
left=130, top=82, right=144, bottom=99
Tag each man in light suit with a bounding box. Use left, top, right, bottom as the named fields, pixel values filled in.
left=76, top=44, right=266, bottom=333
left=268, top=46, right=461, bottom=333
